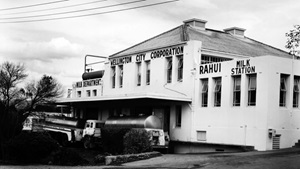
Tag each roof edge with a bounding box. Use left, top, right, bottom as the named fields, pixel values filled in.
left=109, top=25, right=184, bottom=58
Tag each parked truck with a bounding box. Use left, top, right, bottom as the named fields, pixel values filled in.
left=33, top=115, right=167, bottom=149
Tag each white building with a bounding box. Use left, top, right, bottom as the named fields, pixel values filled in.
left=59, top=18, right=300, bottom=153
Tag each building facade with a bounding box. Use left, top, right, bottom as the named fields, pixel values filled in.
left=59, top=18, right=300, bottom=153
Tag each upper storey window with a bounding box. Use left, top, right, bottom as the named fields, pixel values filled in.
left=177, top=56, right=183, bottom=82
left=248, top=74, right=257, bottom=106
left=201, top=78, right=208, bottom=107
left=136, top=62, right=141, bottom=86
left=111, top=66, right=116, bottom=89
left=145, top=61, right=151, bottom=85
left=214, top=77, right=222, bottom=107
left=293, top=76, right=300, bottom=108
left=166, top=57, right=172, bottom=83
left=119, top=65, right=123, bottom=88
left=233, top=75, right=241, bottom=106
left=280, top=74, right=289, bottom=107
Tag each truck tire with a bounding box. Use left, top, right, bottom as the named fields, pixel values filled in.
left=83, top=136, right=96, bottom=149
left=83, top=136, right=91, bottom=149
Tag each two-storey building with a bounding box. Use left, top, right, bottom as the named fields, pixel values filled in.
left=59, top=18, right=300, bottom=153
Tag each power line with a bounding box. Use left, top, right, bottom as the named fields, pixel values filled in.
left=0, top=0, right=108, bottom=16
left=0, top=0, right=70, bottom=11
left=0, top=0, right=179, bottom=24
left=0, top=0, right=146, bottom=20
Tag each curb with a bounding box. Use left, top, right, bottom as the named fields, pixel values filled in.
left=105, top=151, right=161, bottom=165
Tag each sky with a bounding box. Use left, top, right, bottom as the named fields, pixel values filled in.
left=0, top=0, right=299, bottom=92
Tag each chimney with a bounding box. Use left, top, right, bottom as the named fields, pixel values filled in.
left=223, top=27, right=246, bottom=38
left=183, top=18, right=207, bottom=30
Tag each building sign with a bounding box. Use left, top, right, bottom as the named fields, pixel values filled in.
left=199, top=63, right=221, bottom=74
left=231, top=59, right=255, bottom=75
left=150, top=46, right=184, bottom=59
left=111, top=56, right=132, bottom=66
left=110, top=45, right=184, bottom=66
left=75, top=78, right=102, bottom=88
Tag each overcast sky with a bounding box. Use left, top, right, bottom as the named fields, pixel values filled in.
left=0, top=0, right=299, bottom=91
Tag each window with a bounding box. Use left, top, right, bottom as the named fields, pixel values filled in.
left=280, top=74, right=288, bottom=107
left=119, top=65, right=123, bottom=88
left=137, top=62, right=141, bottom=86
left=175, top=105, right=182, bottom=127
left=146, top=61, right=150, bottom=85
left=293, top=76, right=300, bottom=108
left=197, top=131, right=207, bottom=141
left=233, top=76, right=241, bottom=106
left=201, top=79, right=208, bottom=107
left=111, top=66, right=116, bottom=88
left=93, top=89, right=97, bottom=96
left=248, top=74, right=257, bottom=106
left=177, top=56, right=183, bottom=82
left=77, top=91, right=81, bottom=97
left=214, top=77, right=221, bottom=107
left=166, top=57, right=172, bottom=83
left=201, top=55, right=231, bottom=64
left=86, top=90, right=91, bottom=97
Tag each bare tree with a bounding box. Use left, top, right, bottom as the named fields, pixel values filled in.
left=0, top=61, right=64, bottom=146
left=286, top=25, right=300, bottom=57
left=0, top=62, right=27, bottom=111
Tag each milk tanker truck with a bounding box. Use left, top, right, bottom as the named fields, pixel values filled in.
left=40, top=115, right=168, bottom=149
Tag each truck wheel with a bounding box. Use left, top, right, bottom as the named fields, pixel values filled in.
left=61, top=134, right=69, bottom=147
left=83, top=137, right=91, bottom=149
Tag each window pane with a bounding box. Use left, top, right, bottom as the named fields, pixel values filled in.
left=293, top=77, right=300, bottom=107
left=214, top=78, right=221, bottom=107
left=201, top=79, right=208, bottom=107
left=137, top=63, right=141, bottom=86
left=280, top=74, right=288, bottom=107
left=146, top=61, right=150, bottom=85
left=202, top=80, right=208, bottom=92
left=249, top=76, right=256, bottom=90
left=280, top=78, right=286, bottom=91
left=233, top=76, right=241, bottom=106
left=177, top=56, right=183, bottom=82
left=167, top=58, right=172, bottom=83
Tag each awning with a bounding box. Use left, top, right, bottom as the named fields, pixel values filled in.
left=57, top=92, right=192, bottom=104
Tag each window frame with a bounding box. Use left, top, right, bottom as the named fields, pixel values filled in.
left=279, top=74, right=288, bottom=107
left=166, top=57, right=173, bottom=83
left=119, top=65, right=123, bottom=88
left=86, top=90, right=91, bottom=97
left=201, top=78, right=209, bottom=107
left=145, top=61, right=151, bottom=85
left=111, top=66, right=116, bottom=89
left=233, top=75, right=241, bottom=106
left=293, top=76, right=300, bottom=108
left=213, top=77, right=222, bottom=107
left=136, top=62, right=141, bottom=86
left=177, top=55, right=183, bottom=82
left=248, top=74, right=257, bottom=106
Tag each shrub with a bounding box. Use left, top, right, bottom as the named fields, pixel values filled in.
left=48, top=147, right=88, bottom=166
left=1, top=131, right=59, bottom=164
left=101, top=127, right=130, bottom=155
left=123, top=129, right=152, bottom=154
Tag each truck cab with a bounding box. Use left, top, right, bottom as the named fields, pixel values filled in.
left=83, top=120, right=105, bottom=138
left=82, top=120, right=105, bottom=149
